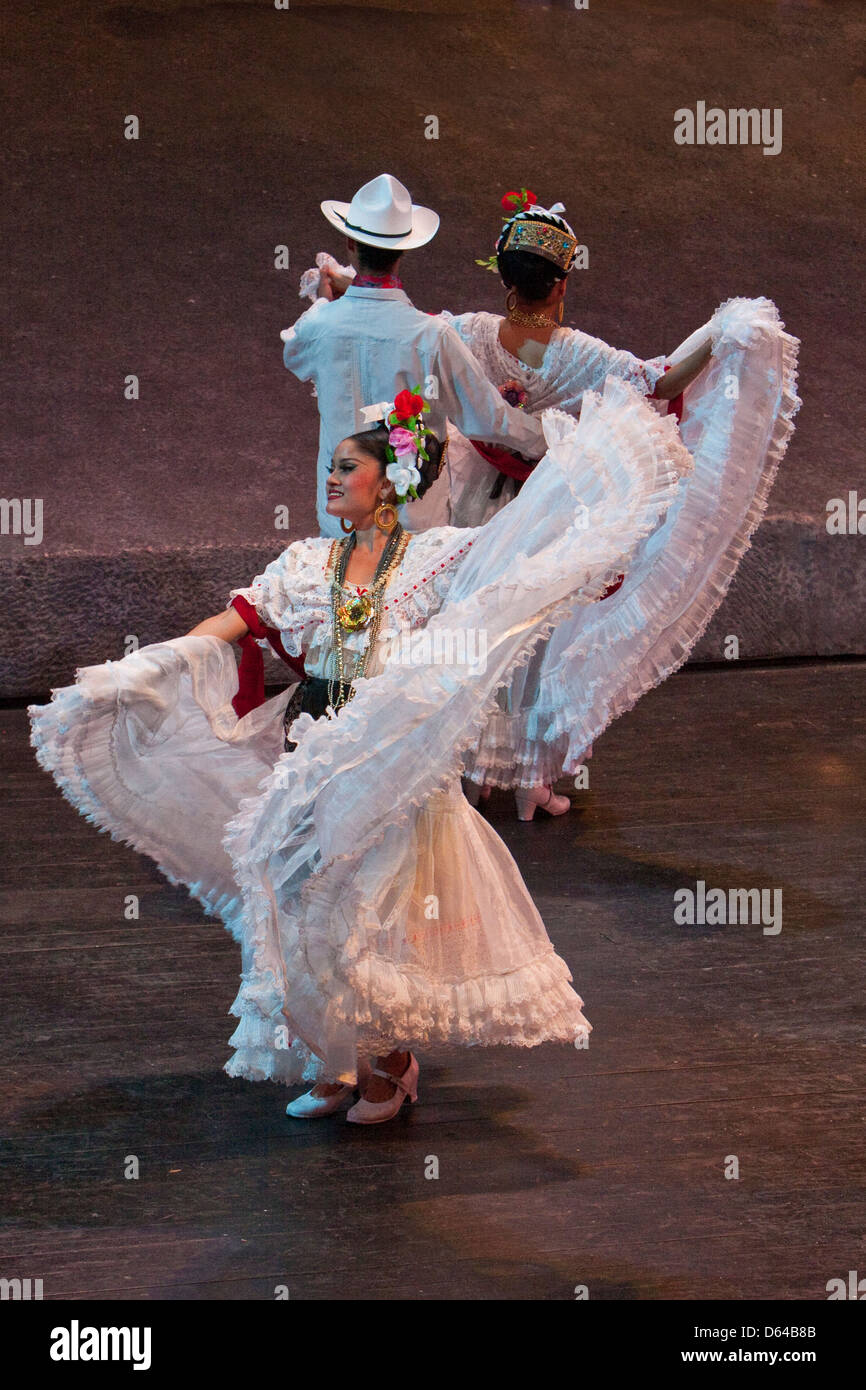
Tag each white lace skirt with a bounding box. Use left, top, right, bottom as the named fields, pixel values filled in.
left=226, top=766, right=592, bottom=1085
left=28, top=637, right=590, bottom=1087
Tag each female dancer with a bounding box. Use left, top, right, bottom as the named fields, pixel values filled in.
left=439, top=195, right=800, bottom=817
left=29, top=380, right=692, bottom=1125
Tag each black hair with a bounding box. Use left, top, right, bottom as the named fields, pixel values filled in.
left=345, top=423, right=443, bottom=501
left=496, top=212, right=569, bottom=304
left=355, top=243, right=405, bottom=274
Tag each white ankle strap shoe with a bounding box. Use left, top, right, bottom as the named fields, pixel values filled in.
left=285, top=1057, right=373, bottom=1118
left=346, top=1054, right=420, bottom=1125
left=514, top=784, right=571, bottom=821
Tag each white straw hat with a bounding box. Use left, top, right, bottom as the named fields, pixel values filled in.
left=321, top=173, right=439, bottom=250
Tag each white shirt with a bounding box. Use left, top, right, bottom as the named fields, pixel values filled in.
left=281, top=285, right=546, bottom=538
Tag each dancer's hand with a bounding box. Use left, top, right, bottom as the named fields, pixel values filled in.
left=319, top=264, right=352, bottom=300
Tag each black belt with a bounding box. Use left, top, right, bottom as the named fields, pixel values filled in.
left=283, top=676, right=337, bottom=752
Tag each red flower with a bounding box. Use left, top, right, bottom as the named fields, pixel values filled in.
left=393, top=389, right=424, bottom=420
left=501, top=188, right=537, bottom=213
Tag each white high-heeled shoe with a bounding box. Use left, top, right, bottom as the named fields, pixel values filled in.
left=345, top=1053, right=419, bottom=1125
left=514, top=784, right=571, bottom=822
left=285, top=1057, right=372, bottom=1118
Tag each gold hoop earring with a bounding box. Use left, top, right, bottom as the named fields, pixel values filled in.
left=374, top=502, right=398, bottom=533
left=557, top=300, right=564, bottom=324
left=340, top=517, right=355, bottom=534
left=505, top=288, right=518, bottom=314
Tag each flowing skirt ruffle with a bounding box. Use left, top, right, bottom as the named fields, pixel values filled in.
left=458, top=297, right=801, bottom=786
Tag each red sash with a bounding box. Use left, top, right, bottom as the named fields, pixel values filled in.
left=470, top=440, right=535, bottom=482
left=229, top=595, right=306, bottom=718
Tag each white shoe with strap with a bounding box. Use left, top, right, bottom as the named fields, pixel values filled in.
left=345, top=1053, right=420, bottom=1125
left=285, top=1056, right=373, bottom=1118
left=514, top=784, right=571, bottom=821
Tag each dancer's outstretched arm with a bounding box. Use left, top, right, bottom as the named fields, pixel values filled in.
left=317, top=258, right=712, bottom=391
left=187, top=609, right=250, bottom=642
left=654, top=338, right=713, bottom=398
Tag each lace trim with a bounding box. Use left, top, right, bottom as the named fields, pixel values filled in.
left=227, top=531, right=478, bottom=660
left=27, top=638, right=269, bottom=941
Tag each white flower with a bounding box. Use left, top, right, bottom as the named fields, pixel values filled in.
left=387, top=462, right=416, bottom=495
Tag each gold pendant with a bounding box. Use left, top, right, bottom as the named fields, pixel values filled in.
left=337, top=593, right=372, bottom=631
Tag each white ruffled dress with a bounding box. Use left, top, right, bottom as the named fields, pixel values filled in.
left=439, top=308, right=668, bottom=527
left=440, top=298, right=801, bottom=788
left=29, top=378, right=696, bottom=1088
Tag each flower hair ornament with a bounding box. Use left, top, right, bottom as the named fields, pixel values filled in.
left=476, top=188, right=579, bottom=274
left=362, top=386, right=436, bottom=503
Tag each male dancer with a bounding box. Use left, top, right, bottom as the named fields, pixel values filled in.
left=281, top=173, right=545, bottom=538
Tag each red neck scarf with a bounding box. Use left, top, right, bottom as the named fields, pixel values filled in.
left=353, top=271, right=404, bottom=289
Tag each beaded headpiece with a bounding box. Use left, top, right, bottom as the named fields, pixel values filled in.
left=501, top=213, right=579, bottom=271
left=477, top=188, right=579, bottom=274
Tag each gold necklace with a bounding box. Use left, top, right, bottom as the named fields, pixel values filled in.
left=331, top=526, right=406, bottom=630
left=327, top=530, right=410, bottom=710
left=506, top=307, right=558, bottom=329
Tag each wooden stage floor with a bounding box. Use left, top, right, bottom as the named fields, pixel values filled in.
left=1, top=661, right=864, bottom=1301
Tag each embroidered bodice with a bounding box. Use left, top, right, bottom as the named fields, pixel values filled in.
left=228, top=527, right=478, bottom=679
left=439, top=310, right=666, bottom=418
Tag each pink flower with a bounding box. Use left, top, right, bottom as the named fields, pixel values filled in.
left=389, top=426, right=418, bottom=458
